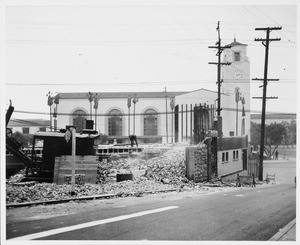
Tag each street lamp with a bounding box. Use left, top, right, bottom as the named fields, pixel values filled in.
left=93, top=93, right=99, bottom=131
left=132, top=94, right=139, bottom=135
left=241, top=96, right=246, bottom=135
left=47, top=92, right=54, bottom=131
left=87, top=92, right=94, bottom=120
left=235, top=87, right=242, bottom=136
left=170, top=97, right=175, bottom=143
left=53, top=94, right=60, bottom=131
left=127, top=95, right=132, bottom=135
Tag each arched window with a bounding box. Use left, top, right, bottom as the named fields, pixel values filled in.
left=108, top=109, right=123, bottom=136
left=72, top=109, right=87, bottom=133
left=144, top=109, right=158, bottom=136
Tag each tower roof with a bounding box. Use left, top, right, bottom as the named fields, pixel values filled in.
left=230, top=37, right=247, bottom=47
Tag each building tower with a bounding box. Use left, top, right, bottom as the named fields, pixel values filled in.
left=221, top=38, right=250, bottom=137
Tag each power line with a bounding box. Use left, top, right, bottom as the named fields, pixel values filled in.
left=7, top=38, right=295, bottom=47
left=5, top=79, right=296, bottom=86
left=10, top=104, right=296, bottom=118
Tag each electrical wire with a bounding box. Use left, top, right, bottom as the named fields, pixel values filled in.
left=5, top=78, right=296, bottom=86
left=9, top=105, right=296, bottom=118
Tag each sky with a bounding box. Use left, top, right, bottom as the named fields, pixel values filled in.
left=2, top=0, right=298, bottom=120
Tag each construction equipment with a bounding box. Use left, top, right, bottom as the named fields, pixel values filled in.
left=6, top=101, right=100, bottom=182
left=6, top=101, right=32, bottom=177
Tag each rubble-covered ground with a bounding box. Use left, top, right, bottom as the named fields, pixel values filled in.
left=6, top=143, right=258, bottom=205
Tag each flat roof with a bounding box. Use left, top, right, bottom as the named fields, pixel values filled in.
left=59, top=91, right=188, bottom=99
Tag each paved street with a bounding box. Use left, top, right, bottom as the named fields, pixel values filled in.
left=264, top=158, right=296, bottom=183
left=7, top=182, right=296, bottom=241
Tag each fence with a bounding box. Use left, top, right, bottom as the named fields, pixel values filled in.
left=248, top=153, right=259, bottom=178
left=175, top=103, right=215, bottom=143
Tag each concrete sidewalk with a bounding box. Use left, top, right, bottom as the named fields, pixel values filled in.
left=269, top=218, right=296, bottom=241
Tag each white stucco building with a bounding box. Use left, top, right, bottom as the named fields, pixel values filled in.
left=54, top=39, right=250, bottom=145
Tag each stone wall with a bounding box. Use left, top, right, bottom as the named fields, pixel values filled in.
left=186, top=144, right=208, bottom=182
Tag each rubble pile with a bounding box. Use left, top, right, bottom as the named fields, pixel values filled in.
left=143, top=145, right=188, bottom=184
left=6, top=143, right=258, bottom=205
left=97, top=156, right=148, bottom=183
left=97, top=145, right=188, bottom=184
left=6, top=180, right=174, bottom=204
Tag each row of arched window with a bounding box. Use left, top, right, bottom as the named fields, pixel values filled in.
left=72, top=108, right=158, bottom=136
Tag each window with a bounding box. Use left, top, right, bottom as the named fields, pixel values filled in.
left=234, top=52, right=240, bottom=61
left=22, top=127, right=29, bottom=134
left=229, top=131, right=235, bottom=136
left=233, top=150, right=239, bottom=160
left=144, top=109, right=158, bottom=136
left=222, top=152, right=229, bottom=163
left=73, top=109, right=87, bottom=133
left=108, top=109, right=123, bottom=136
left=39, top=127, right=46, bottom=132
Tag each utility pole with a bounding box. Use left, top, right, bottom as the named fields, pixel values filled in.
left=254, top=26, right=281, bottom=181
left=208, top=21, right=231, bottom=137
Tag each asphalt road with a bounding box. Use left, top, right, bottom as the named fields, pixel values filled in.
left=263, top=158, right=296, bottom=183
left=7, top=182, right=296, bottom=241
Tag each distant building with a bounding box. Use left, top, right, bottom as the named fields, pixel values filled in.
left=250, top=113, right=296, bottom=125
left=7, top=119, right=50, bottom=134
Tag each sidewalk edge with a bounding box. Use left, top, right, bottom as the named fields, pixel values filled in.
left=268, top=218, right=296, bottom=241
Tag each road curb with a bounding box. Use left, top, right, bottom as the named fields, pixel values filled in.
left=6, top=188, right=178, bottom=208
left=268, top=218, right=296, bottom=241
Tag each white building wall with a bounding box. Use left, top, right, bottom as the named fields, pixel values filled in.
left=175, top=89, right=242, bottom=139
left=11, top=126, right=48, bottom=134
left=217, top=148, right=243, bottom=176
left=57, top=96, right=171, bottom=143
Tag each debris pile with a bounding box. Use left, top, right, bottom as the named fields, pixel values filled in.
left=6, top=143, right=261, bottom=205
left=97, top=145, right=188, bottom=185
left=143, top=146, right=188, bottom=184
left=6, top=180, right=175, bottom=204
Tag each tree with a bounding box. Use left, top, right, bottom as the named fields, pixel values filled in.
left=250, top=122, right=286, bottom=158
left=250, top=122, right=261, bottom=146
left=287, top=119, right=296, bottom=147
left=264, top=123, right=286, bottom=158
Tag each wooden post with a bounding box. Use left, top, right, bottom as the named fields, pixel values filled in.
left=185, top=104, right=188, bottom=141
left=181, top=104, right=183, bottom=142
left=71, top=128, right=76, bottom=195
left=171, top=108, right=174, bottom=143
left=95, top=109, right=97, bottom=131
left=190, top=104, right=193, bottom=144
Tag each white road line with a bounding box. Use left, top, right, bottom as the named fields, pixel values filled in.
left=235, top=194, right=245, bottom=197
left=10, top=206, right=178, bottom=240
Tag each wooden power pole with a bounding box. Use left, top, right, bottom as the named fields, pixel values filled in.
left=254, top=26, right=281, bottom=181
left=208, top=21, right=231, bottom=137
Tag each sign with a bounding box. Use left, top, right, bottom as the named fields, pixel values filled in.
left=64, top=129, right=72, bottom=143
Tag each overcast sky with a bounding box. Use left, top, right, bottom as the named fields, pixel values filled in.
left=2, top=0, right=298, bottom=120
